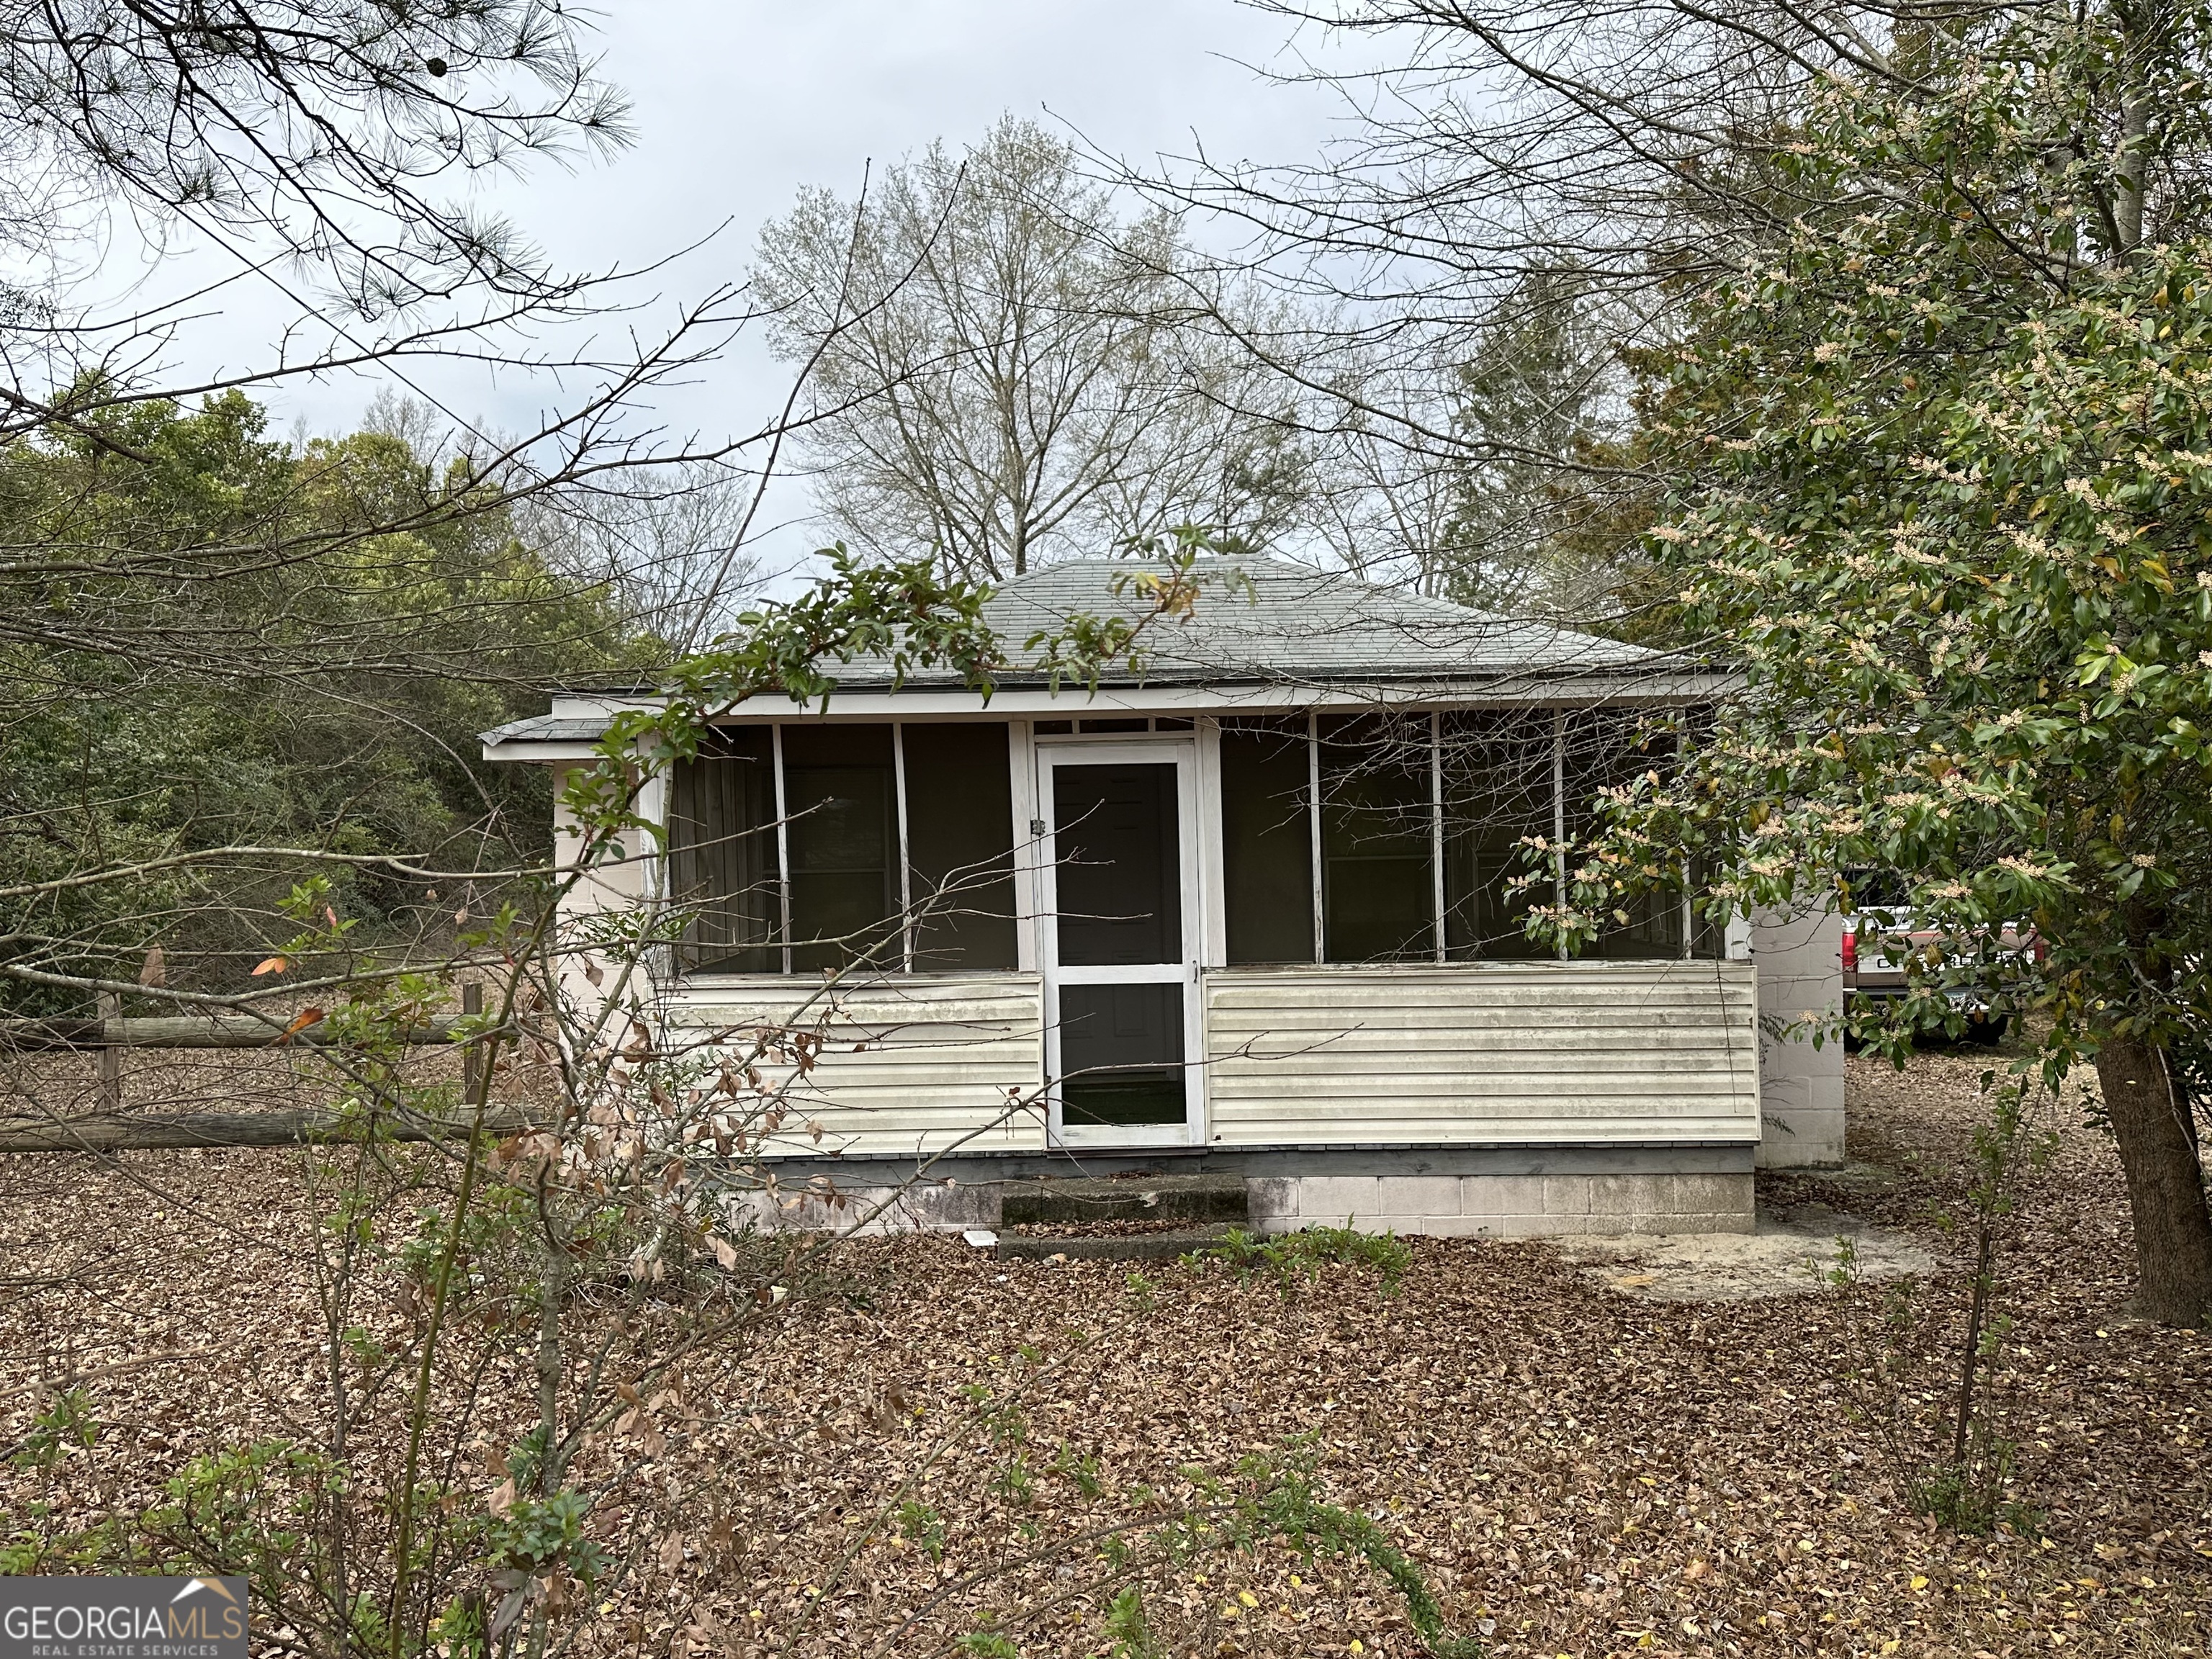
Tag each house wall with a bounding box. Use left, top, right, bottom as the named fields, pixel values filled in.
left=547, top=763, right=662, bottom=1048
left=557, top=711, right=1779, bottom=1230
left=666, top=961, right=1761, bottom=1161
left=1750, top=907, right=1847, bottom=1168
left=721, top=1159, right=1755, bottom=1238
left=1203, top=961, right=1761, bottom=1147
left=670, top=973, right=1048, bottom=1159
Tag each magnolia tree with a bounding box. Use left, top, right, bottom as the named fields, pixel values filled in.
left=1575, top=10, right=2212, bottom=1327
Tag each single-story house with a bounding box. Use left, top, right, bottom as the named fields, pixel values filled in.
left=483, top=554, right=1843, bottom=1237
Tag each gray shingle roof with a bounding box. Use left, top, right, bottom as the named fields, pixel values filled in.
left=482, top=555, right=1672, bottom=748
left=930, top=554, right=1655, bottom=688
left=480, top=714, right=616, bottom=745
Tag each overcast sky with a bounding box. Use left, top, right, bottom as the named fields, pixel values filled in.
left=102, top=0, right=1375, bottom=582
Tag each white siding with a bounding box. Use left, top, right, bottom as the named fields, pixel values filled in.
left=1203, top=962, right=1760, bottom=1146
left=670, top=974, right=1046, bottom=1158
left=660, top=962, right=1761, bottom=1157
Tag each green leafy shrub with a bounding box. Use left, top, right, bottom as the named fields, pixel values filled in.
left=895, top=1500, right=946, bottom=1561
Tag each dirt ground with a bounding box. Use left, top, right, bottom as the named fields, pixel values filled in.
left=1555, top=1200, right=1936, bottom=1303
left=2, top=1048, right=2209, bottom=1658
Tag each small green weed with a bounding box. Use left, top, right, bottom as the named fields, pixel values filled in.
left=1911, top=1439, right=2044, bottom=1538
left=1102, top=1586, right=1162, bottom=1659
left=895, top=1500, right=945, bottom=1560
left=14, top=1387, right=98, bottom=1475
left=1188, top=1225, right=1411, bottom=1293
left=1241, top=1448, right=1484, bottom=1656
left=1050, top=1442, right=1105, bottom=1499
left=485, top=1488, right=608, bottom=1582
left=992, top=1451, right=1037, bottom=1506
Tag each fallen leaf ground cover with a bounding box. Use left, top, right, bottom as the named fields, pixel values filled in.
left=1, top=1047, right=2208, bottom=1658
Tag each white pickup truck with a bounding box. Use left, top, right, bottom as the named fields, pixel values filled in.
left=1840, top=872, right=2033, bottom=1046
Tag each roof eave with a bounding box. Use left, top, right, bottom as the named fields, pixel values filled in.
left=480, top=670, right=1743, bottom=762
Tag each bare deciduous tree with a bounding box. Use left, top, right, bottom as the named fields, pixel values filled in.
left=753, top=114, right=1316, bottom=578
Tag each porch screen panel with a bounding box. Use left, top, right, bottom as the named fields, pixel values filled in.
left=1563, top=709, right=1686, bottom=958
left=667, top=725, right=778, bottom=974
left=902, top=722, right=1018, bottom=971
left=783, top=724, right=902, bottom=972
left=1318, top=714, right=1436, bottom=963
left=1219, top=717, right=1314, bottom=965
left=1442, top=710, right=1555, bottom=959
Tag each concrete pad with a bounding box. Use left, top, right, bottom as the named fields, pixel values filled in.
left=1552, top=1200, right=1934, bottom=1302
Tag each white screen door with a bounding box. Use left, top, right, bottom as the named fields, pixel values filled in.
left=1039, top=741, right=1203, bottom=1148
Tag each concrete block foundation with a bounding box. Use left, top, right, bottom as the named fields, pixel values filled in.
left=1248, top=1170, right=1755, bottom=1238
left=721, top=1166, right=1756, bottom=1239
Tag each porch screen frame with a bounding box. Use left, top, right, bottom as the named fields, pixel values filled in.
left=669, top=719, right=1018, bottom=977
left=1226, top=705, right=1709, bottom=968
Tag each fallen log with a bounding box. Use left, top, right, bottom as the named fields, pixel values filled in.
left=0, top=1015, right=470, bottom=1051
left=0, top=1106, right=537, bottom=1154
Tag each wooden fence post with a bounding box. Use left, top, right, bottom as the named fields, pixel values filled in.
left=96, top=989, right=122, bottom=1112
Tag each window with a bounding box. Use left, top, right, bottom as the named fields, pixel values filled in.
left=666, top=727, right=778, bottom=974
left=1219, top=719, right=1313, bottom=965
left=1208, top=706, right=1723, bottom=968
left=1319, top=715, right=1434, bottom=963
left=665, top=721, right=1018, bottom=976
left=1563, top=710, right=1689, bottom=960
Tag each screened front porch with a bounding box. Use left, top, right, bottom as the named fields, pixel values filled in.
left=648, top=709, right=1750, bottom=1157
left=662, top=709, right=1724, bottom=976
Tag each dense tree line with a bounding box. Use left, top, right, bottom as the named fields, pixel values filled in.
left=1, top=390, right=658, bottom=1002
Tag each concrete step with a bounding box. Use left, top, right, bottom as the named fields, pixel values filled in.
left=995, top=1223, right=1237, bottom=1264
left=995, top=1172, right=1249, bottom=1226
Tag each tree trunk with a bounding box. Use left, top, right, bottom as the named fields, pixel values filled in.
left=2114, top=94, right=2149, bottom=254
left=2095, top=1033, right=2212, bottom=1326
